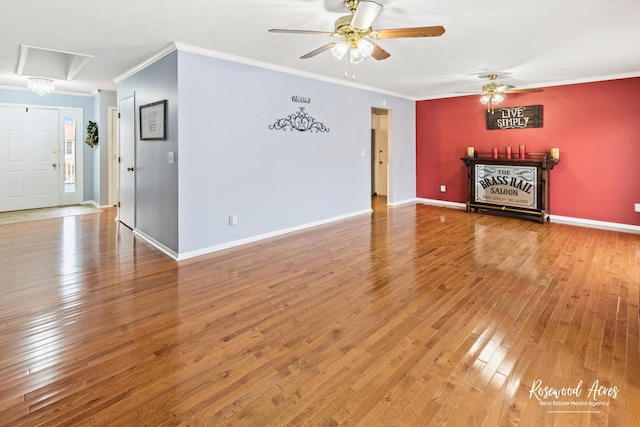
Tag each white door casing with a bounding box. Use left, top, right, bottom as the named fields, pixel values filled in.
left=371, top=112, right=388, bottom=197
left=108, top=107, right=118, bottom=206
left=377, top=115, right=388, bottom=197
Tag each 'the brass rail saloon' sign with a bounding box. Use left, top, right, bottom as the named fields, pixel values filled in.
left=475, top=164, right=537, bottom=209
left=461, top=154, right=558, bottom=224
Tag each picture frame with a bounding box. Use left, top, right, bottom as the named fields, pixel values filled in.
left=139, top=100, right=167, bottom=140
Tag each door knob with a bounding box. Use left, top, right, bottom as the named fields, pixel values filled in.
left=378, top=161, right=383, bottom=165
left=52, top=163, right=57, bottom=168
left=127, top=167, right=134, bottom=171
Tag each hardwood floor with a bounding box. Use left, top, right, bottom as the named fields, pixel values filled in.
left=0, top=202, right=638, bottom=426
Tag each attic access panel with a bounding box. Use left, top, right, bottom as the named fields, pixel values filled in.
left=16, top=44, right=93, bottom=81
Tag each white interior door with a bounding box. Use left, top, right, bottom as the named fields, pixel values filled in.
left=375, top=114, right=388, bottom=197
left=118, top=96, right=135, bottom=228
left=0, top=106, right=59, bottom=212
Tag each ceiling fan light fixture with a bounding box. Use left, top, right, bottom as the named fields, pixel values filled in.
left=269, top=1, right=445, bottom=77
left=331, top=42, right=349, bottom=60
left=492, top=93, right=505, bottom=104
left=349, top=47, right=364, bottom=64
left=356, top=39, right=374, bottom=57
left=480, top=93, right=505, bottom=106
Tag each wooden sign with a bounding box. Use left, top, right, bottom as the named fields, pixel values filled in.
left=486, top=105, right=543, bottom=130
left=475, top=164, right=537, bottom=209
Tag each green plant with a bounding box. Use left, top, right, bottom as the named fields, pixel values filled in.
left=85, top=121, right=99, bottom=148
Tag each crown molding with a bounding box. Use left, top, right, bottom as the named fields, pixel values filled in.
left=113, top=41, right=415, bottom=101
left=417, top=72, right=640, bottom=101
left=113, top=42, right=179, bottom=84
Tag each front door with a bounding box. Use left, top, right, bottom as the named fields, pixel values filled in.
left=0, top=106, right=59, bottom=212
left=118, top=96, right=135, bottom=228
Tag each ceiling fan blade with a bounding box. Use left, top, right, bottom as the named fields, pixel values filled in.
left=370, top=41, right=390, bottom=60
left=504, top=88, right=544, bottom=93
left=495, top=84, right=515, bottom=92
left=350, top=1, right=383, bottom=30
left=300, top=42, right=340, bottom=59
left=269, top=29, right=335, bottom=36
left=323, top=0, right=348, bottom=13
left=372, top=26, right=445, bottom=39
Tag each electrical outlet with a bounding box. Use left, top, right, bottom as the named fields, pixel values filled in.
left=635, top=203, right=640, bottom=213
left=229, top=215, right=238, bottom=225
left=440, top=185, right=446, bottom=192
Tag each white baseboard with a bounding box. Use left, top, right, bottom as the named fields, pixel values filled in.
left=549, top=215, right=640, bottom=234
left=133, top=228, right=179, bottom=261
left=135, top=209, right=372, bottom=262
left=416, top=198, right=639, bottom=234
left=415, top=198, right=467, bottom=210
left=130, top=202, right=640, bottom=262
left=387, top=198, right=418, bottom=207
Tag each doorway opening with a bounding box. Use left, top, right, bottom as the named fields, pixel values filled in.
left=371, top=107, right=389, bottom=209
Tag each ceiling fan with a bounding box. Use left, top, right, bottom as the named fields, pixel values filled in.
left=269, top=0, right=445, bottom=77
left=479, top=73, right=543, bottom=111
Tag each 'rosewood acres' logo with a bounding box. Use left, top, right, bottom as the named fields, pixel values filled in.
left=529, top=379, right=620, bottom=411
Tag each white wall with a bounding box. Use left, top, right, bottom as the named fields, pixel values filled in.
left=92, top=90, right=117, bottom=207
left=176, top=49, right=416, bottom=256
left=118, top=52, right=179, bottom=252
left=117, top=45, right=416, bottom=258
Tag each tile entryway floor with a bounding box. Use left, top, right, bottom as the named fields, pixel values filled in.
left=0, top=205, right=103, bottom=225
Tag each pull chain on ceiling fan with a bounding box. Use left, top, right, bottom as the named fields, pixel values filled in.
left=269, top=0, right=445, bottom=79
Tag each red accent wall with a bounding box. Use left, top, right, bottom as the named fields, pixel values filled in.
left=416, top=77, right=640, bottom=226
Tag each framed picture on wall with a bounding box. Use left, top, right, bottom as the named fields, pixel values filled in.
left=140, top=100, right=167, bottom=140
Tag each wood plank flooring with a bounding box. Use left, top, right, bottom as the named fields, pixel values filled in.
left=0, top=199, right=638, bottom=426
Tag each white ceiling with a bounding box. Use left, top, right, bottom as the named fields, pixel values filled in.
left=1, top=0, right=639, bottom=100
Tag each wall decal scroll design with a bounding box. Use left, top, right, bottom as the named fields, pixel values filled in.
left=269, top=107, right=330, bottom=133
